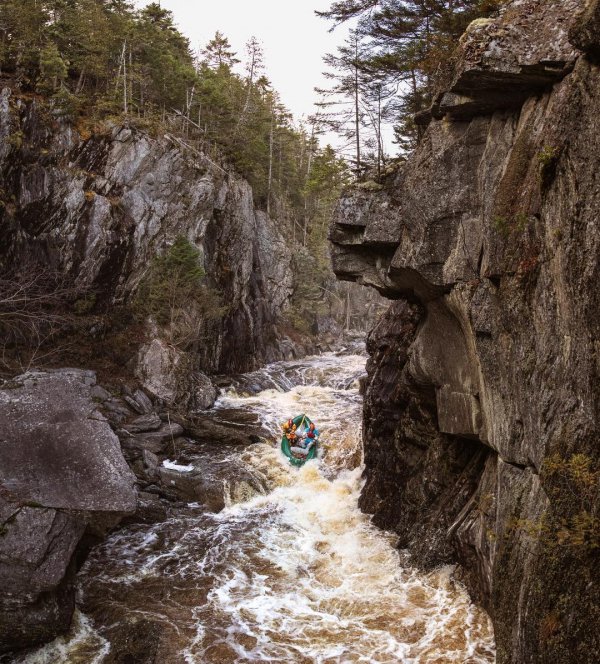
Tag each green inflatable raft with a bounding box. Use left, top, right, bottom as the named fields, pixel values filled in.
left=281, top=413, right=319, bottom=467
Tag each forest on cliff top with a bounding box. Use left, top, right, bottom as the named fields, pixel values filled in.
left=0, top=0, right=503, bottom=364
left=0, top=0, right=505, bottom=182
left=0, top=0, right=358, bottom=356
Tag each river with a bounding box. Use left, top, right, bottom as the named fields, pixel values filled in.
left=21, top=347, right=495, bottom=663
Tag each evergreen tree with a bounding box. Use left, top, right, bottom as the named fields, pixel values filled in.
left=317, top=0, right=504, bottom=150
left=233, top=36, right=264, bottom=138
left=0, top=0, right=49, bottom=86
left=136, top=3, right=196, bottom=112
left=361, top=75, right=397, bottom=175
left=316, top=30, right=367, bottom=178
left=39, top=42, right=68, bottom=91
left=201, top=31, right=239, bottom=70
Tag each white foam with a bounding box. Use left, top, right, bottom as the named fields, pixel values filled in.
left=16, top=610, right=110, bottom=664
left=163, top=459, right=194, bottom=472
left=21, top=350, right=495, bottom=663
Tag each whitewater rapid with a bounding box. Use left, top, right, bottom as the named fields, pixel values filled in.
left=19, top=348, right=495, bottom=663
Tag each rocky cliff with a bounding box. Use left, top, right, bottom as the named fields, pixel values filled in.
left=330, top=1, right=599, bottom=662
left=0, top=87, right=296, bottom=399
left=0, top=84, right=302, bottom=655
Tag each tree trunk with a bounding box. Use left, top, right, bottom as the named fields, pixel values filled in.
left=278, top=136, right=283, bottom=187
left=123, top=41, right=128, bottom=114
left=115, top=41, right=126, bottom=96
left=303, top=124, right=315, bottom=248
left=354, top=40, right=361, bottom=179
left=129, top=46, right=133, bottom=114
left=233, top=52, right=256, bottom=138
left=267, top=103, right=274, bottom=216
left=377, top=88, right=382, bottom=177
left=75, top=68, right=86, bottom=94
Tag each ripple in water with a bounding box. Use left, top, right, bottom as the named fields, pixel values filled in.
left=20, top=350, right=495, bottom=663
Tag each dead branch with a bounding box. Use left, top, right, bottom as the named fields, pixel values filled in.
left=0, top=259, right=88, bottom=372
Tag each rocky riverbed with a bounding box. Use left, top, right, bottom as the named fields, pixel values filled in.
left=7, top=348, right=495, bottom=663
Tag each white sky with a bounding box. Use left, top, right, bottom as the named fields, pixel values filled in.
left=135, top=0, right=353, bottom=148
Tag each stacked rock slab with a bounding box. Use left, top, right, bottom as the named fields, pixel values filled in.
left=0, top=370, right=136, bottom=653
left=330, top=1, right=599, bottom=662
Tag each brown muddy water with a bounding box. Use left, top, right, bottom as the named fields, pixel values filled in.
left=19, top=348, right=495, bottom=663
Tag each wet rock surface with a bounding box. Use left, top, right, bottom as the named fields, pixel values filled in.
left=0, top=361, right=273, bottom=658
left=91, top=382, right=268, bottom=509
left=123, top=412, right=162, bottom=434
left=0, top=369, right=136, bottom=654
left=331, top=1, right=600, bottom=662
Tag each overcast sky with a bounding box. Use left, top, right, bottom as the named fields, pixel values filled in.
left=135, top=0, right=351, bottom=142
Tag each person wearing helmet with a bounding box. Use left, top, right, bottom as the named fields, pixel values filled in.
left=304, top=422, right=319, bottom=451
left=287, top=423, right=298, bottom=445
left=290, top=421, right=319, bottom=457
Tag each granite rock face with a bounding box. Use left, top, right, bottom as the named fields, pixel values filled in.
left=135, top=338, right=217, bottom=412
left=0, top=369, right=136, bottom=653
left=331, top=1, right=599, bottom=662
left=570, top=0, right=600, bottom=58
left=0, top=95, right=294, bottom=378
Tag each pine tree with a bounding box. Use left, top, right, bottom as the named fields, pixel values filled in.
left=318, top=0, right=504, bottom=149
left=316, top=30, right=368, bottom=178
left=233, top=36, right=264, bottom=138
left=361, top=75, right=397, bottom=175
left=39, top=43, right=68, bottom=91
left=201, top=31, right=240, bottom=70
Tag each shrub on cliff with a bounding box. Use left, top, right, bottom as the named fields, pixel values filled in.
left=509, top=453, right=600, bottom=556
left=542, top=453, right=600, bottom=554
left=136, top=237, right=227, bottom=350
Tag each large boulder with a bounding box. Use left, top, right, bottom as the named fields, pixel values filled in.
left=135, top=338, right=217, bottom=412
left=0, top=369, right=137, bottom=654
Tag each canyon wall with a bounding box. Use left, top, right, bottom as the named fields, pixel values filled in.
left=0, top=87, right=295, bottom=390
left=330, top=1, right=599, bottom=662
left=0, top=86, right=298, bottom=653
